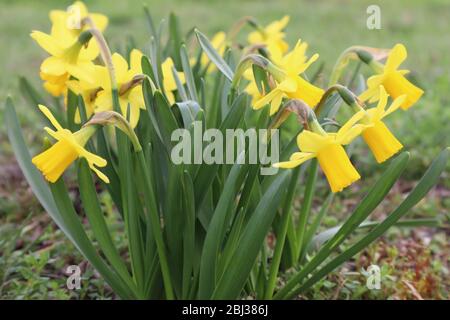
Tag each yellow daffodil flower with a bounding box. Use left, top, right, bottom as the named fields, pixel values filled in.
left=274, top=112, right=366, bottom=192
left=161, top=57, right=186, bottom=105
left=32, top=105, right=109, bottom=183
left=248, top=16, right=290, bottom=54
left=361, top=86, right=405, bottom=163
left=31, top=29, right=97, bottom=97
left=73, top=49, right=145, bottom=128
left=253, top=40, right=324, bottom=115
left=359, top=44, right=423, bottom=110
left=50, top=1, right=108, bottom=37
left=66, top=78, right=101, bottom=123
left=201, top=31, right=226, bottom=71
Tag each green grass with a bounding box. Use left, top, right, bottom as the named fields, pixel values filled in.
left=0, top=0, right=449, bottom=299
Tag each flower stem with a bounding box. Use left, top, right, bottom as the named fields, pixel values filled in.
left=83, top=17, right=117, bottom=89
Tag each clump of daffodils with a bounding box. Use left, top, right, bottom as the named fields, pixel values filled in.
left=30, top=1, right=424, bottom=194
left=10, top=1, right=447, bottom=302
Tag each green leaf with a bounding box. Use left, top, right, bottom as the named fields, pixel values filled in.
left=195, top=29, right=234, bottom=81
left=193, top=93, right=247, bottom=207
left=19, top=77, right=47, bottom=107
left=180, top=44, right=199, bottom=102
left=141, top=54, right=158, bottom=89
left=172, top=65, right=188, bottom=101
left=143, top=4, right=158, bottom=40
left=295, top=159, right=318, bottom=261
left=265, top=166, right=301, bottom=299
left=5, top=98, right=61, bottom=230
left=181, top=171, right=196, bottom=298
left=95, top=128, right=123, bottom=215
left=152, top=90, right=181, bottom=150
left=66, top=89, right=78, bottom=131
left=300, top=193, right=334, bottom=261
left=49, top=177, right=136, bottom=299
left=212, top=170, right=291, bottom=299
left=198, top=160, right=248, bottom=299
left=173, top=100, right=201, bottom=128
left=77, top=159, right=133, bottom=289
left=168, top=13, right=183, bottom=68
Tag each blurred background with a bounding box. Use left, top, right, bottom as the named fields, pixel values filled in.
left=0, top=0, right=449, bottom=299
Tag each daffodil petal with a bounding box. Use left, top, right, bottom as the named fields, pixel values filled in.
left=337, top=110, right=365, bottom=137
left=384, top=94, right=406, bottom=118
left=31, top=31, right=63, bottom=56
left=273, top=152, right=315, bottom=169
left=385, top=43, right=407, bottom=71
left=39, top=104, right=64, bottom=131
left=253, top=89, right=282, bottom=109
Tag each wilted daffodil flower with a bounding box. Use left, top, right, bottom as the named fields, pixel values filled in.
left=253, top=40, right=324, bottom=115
left=50, top=1, right=108, bottom=36
left=248, top=15, right=290, bottom=54
left=274, top=111, right=366, bottom=192
left=360, top=86, right=406, bottom=163
left=32, top=105, right=109, bottom=183
left=161, top=57, right=186, bottom=105
left=359, top=44, right=423, bottom=110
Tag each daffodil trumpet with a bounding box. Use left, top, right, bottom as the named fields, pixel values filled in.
left=32, top=105, right=109, bottom=183
left=357, top=86, right=405, bottom=163
left=359, top=44, right=424, bottom=110
left=274, top=100, right=365, bottom=192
